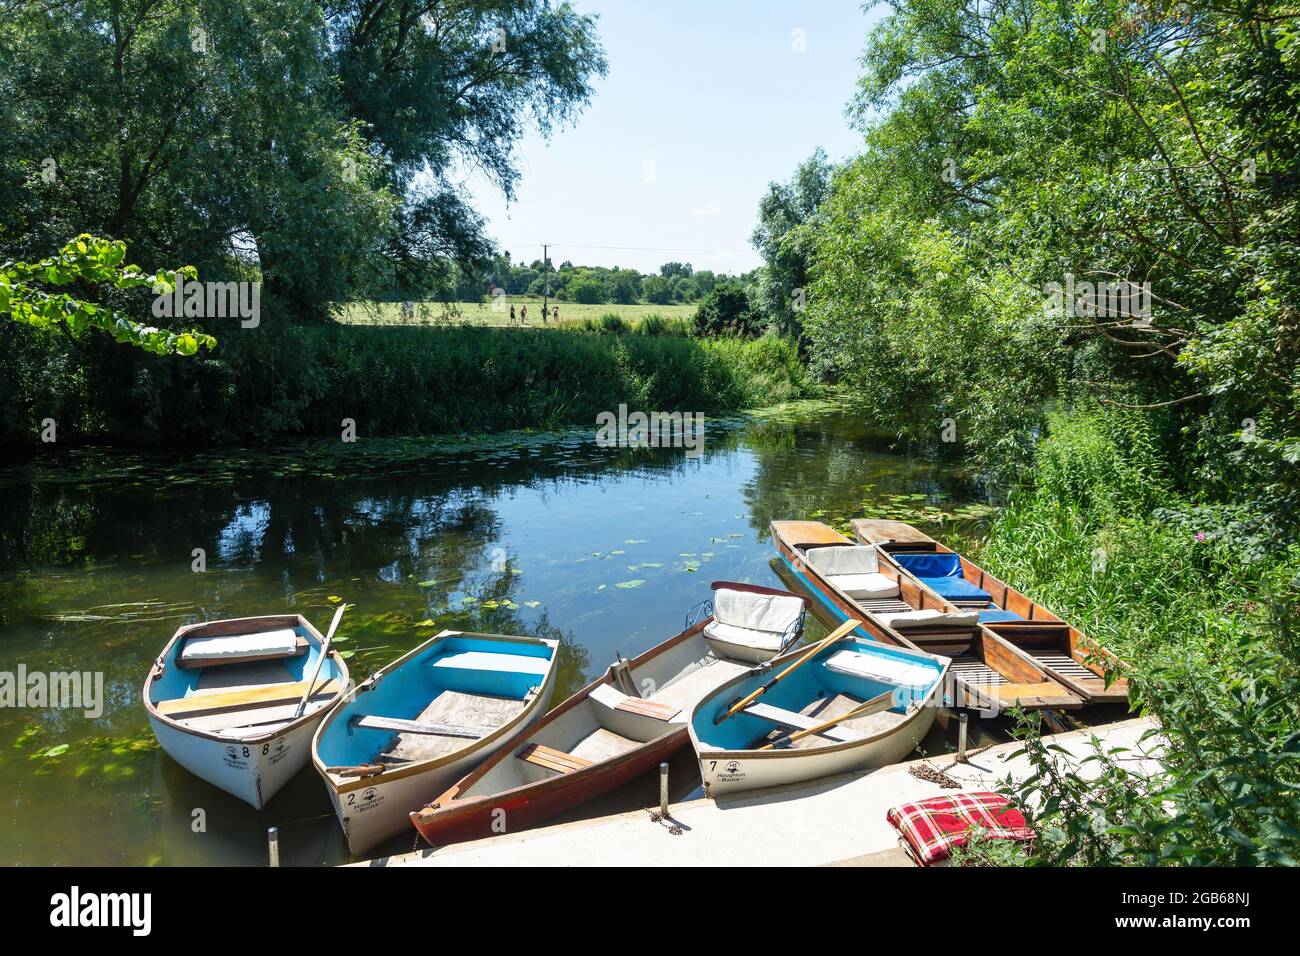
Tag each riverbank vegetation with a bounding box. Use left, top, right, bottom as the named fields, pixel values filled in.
left=767, top=0, right=1299, bottom=863
left=2, top=321, right=809, bottom=446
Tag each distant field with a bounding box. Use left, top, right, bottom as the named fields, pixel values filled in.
left=336, top=298, right=697, bottom=328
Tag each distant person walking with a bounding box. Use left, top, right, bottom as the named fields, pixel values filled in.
left=509, top=304, right=516, bottom=325
left=552, top=305, right=559, bottom=324
left=520, top=305, right=528, bottom=324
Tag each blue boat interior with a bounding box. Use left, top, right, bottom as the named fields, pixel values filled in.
left=692, top=641, right=943, bottom=752
left=151, top=623, right=343, bottom=703
left=977, top=609, right=1024, bottom=623
left=316, top=634, right=554, bottom=767
left=890, top=551, right=995, bottom=603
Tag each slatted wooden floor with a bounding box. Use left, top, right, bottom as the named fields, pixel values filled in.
left=380, top=691, right=523, bottom=763
left=1025, top=648, right=1096, bottom=681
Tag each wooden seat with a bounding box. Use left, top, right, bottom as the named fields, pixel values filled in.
left=176, top=634, right=309, bottom=670
left=517, top=743, right=593, bottom=774
left=743, top=702, right=865, bottom=743
left=156, top=678, right=340, bottom=719
left=350, top=714, right=496, bottom=739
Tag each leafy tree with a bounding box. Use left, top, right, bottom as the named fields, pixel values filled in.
left=642, top=275, right=674, bottom=305
left=805, top=0, right=1300, bottom=534
left=2, top=235, right=214, bottom=356
left=752, top=149, right=834, bottom=339
left=659, top=261, right=693, bottom=279
left=693, top=284, right=758, bottom=338
left=608, top=268, right=642, bottom=304
left=0, top=1, right=608, bottom=320
left=568, top=275, right=607, bottom=304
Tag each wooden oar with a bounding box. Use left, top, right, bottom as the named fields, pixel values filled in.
left=293, top=603, right=347, bottom=719
left=714, top=619, right=860, bottom=724
left=758, top=688, right=897, bottom=750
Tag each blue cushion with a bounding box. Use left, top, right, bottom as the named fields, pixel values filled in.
left=977, top=609, right=1023, bottom=623
left=891, top=552, right=964, bottom=579
left=917, top=575, right=993, bottom=601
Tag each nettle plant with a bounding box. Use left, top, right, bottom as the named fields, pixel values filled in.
left=1, top=235, right=216, bottom=356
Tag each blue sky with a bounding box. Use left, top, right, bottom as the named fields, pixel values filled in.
left=462, top=1, right=884, bottom=275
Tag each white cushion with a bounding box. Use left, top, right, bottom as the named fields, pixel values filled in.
left=713, top=588, right=804, bottom=634
left=825, top=649, right=936, bottom=689
left=805, top=545, right=880, bottom=576
left=704, top=619, right=785, bottom=652
left=828, top=572, right=899, bottom=600
left=877, top=609, right=978, bottom=629
left=180, top=628, right=299, bottom=663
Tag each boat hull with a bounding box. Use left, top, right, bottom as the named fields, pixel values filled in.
left=696, top=700, right=937, bottom=798
left=411, top=727, right=689, bottom=847
left=313, top=630, right=560, bottom=857
left=147, top=711, right=322, bottom=809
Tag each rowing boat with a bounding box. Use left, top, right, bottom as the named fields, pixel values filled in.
left=689, top=635, right=948, bottom=797
left=143, top=613, right=351, bottom=809
left=409, top=582, right=808, bottom=848
left=770, top=520, right=1082, bottom=712
left=312, top=629, right=558, bottom=856
left=852, top=519, right=1128, bottom=704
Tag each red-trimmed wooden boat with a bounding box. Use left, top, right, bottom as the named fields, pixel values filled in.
left=770, top=520, right=1082, bottom=712
left=852, top=519, right=1128, bottom=704
left=409, top=582, right=808, bottom=847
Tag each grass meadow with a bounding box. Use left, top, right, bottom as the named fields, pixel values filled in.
left=336, top=298, right=698, bottom=329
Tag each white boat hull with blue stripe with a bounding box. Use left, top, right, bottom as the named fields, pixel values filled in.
left=689, top=636, right=948, bottom=797
left=312, top=630, right=558, bottom=856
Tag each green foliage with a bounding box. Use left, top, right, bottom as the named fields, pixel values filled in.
left=800, top=0, right=1300, bottom=538
left=693, top=285, right=760, bottom=338
left=634, top=313, right=690, bottom=337
left=0, top=324, right=810, bottom=444
left=751, top=148, right=834, bottom=339
left=2, top=235, right=215, bottom=356
left=979, top=405, right=1300, bottom=865
left=579, top=313, right=628, bottom=334
left=0, top=1, right=607, bottom=317
left=568, top=276, right=608, bottom=304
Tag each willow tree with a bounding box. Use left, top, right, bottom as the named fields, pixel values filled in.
left=0, top=0, right=607, bottom=320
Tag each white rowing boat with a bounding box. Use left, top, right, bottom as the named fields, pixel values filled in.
left=311, top=629, right=559, bottom=856
left=143, top=613, right=351, bottom=809
left=410, top=582, right=810, bottom=847
left=689, top=635, right=948, bottom=797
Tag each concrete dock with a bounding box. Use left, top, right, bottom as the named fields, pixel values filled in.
left=355, top=716, right=1161, bottom=867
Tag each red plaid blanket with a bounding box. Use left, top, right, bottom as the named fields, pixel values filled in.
left=887, top=791, right=1035, bottom=866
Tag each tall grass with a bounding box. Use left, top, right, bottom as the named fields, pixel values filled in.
left=973, top=405, right=1300, bottom=865
left=0, top=323, right=811, bottom=445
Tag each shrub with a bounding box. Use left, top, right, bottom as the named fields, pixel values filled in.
left=693, top=284, right=760, bottom=338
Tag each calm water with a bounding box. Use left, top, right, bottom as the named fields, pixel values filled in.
left=0, top=401, right=992, bottom=866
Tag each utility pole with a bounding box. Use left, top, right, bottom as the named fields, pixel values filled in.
left=542, top=243, right=549, bottom=324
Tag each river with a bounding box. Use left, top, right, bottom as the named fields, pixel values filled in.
left=0, top=400, right=995, bottom=865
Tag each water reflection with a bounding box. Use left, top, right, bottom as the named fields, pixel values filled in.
left=0, top=402, right=984, bottom=865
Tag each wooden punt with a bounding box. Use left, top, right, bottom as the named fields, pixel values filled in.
left=852, top=519, right=1128, bottom=704
left=312, top=630, right=558, bottom=856
left=770, top=520, right=1082, bottom=712
left=143, top=614, right=351, bottom=809
left=689, top=635, right=948, bottom=797
left=410, top=584, right=809, bottom=848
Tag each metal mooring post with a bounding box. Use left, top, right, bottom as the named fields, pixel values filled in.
left=659, top=762, right=670, bottom=817
left=957, top=712, right=969, bottom=763
left=267, top=826, right=280, bottom=867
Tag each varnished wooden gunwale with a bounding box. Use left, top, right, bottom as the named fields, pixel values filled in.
left=410, top=620, right=725, bottom=846
left=770, top=520, right=1082, bottom=711
left=851, top=519, right=1128, bottom=704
